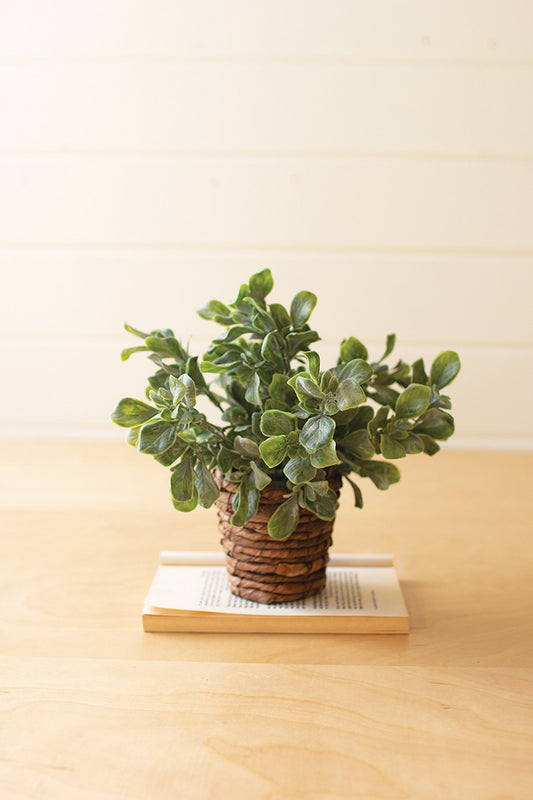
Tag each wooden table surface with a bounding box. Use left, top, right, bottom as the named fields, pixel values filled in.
left=1, top=440, right=532, bottom=799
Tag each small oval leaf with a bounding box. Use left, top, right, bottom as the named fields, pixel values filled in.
left=137, top=420, right=177, bottom=455
left=111, top=397, right=157, bottom=428
left=259, top=436, right=288, bottom=468
left=335, top=379, right=366, bottom=411
left=260, top=410, right=297, bottom=436
left=267, top=495, right=300, bottom=540
left=339, top=336, right=368, bottom=362
left=380, top=433, right=407, bottom=459
left=249, top=268, right=274, bottom=302
left=290, top=290, right=317, bottom=328
left=430, top=351, right=461, bottom=389
left=310, top=440, right=339, bottom=468
left=299, top=415, right=335, bottom=453
left=283, top=457, right=317, bottom=484
left=395, top=384, right=431, bottom=418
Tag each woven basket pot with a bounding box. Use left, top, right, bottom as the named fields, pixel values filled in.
left=214, top=470, right=342, bottom=604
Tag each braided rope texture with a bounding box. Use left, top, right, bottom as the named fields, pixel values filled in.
left=215, top=471, right=342, bottom=604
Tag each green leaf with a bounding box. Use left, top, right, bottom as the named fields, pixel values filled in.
left=299, top=415, right=335, bottom=453
left=303, top=351, right=321, bottom=382
left=170, top=454, right=195, bottom=502
left=124, top=322, right=150, bottom=339
left=338, top=358, right=373, bottom=385
left=335, top=378, right=366, bottom=411
left=111, top=397, right=158, bottom=428
left=320, top=370, right=338, bottom=394
left=402, top=432, right=425, bottom=454
left=185, top=356, right=209, bottom=392
left=231, top=480, right=260, bottom=527
left=234, top=436, right=260, bottom=459
left=334, top=404, right=374, bottom=429
left=411, top=358, right=428, bottom=385
left=414, top=408, right=455, bottom=440
left=368, top=405, right=389, bottom=438
left=213, top=325, right=251, bottom=344
left=249, top=268, right=274, bottom=303
left=194, top=460, right=220, bottom=508
left=310, top=440, right=339, bottom=467
left=168, top=375, right=186, bottom=405
left=283, top=457, right=317, bottom=484
left=286, top=330, right=321, bottom=356
left=120, top=345, right=149, bottom=361
left=380, top=434, right=406, bottom=459
left=244, top=372, right=261, bottom=405
left=217, top=446, right=238, bottom=474
left=430, top=351, right=461, bottom=389
left=369, top=385, right=400, bottom=407
left=340, top=336, right=368, bottom=362
left=417, top=433, right=441, bottom=455
left=378, top=333, right=396, bottom=363
left=172, top=484, right=199, bottom=512
left=269, top=303, right=291, bottom=330
left=340, top=430, right=375, bottom=460
left=290, top=374, right=323, bottom=400
left=145, top=336, right=187, bottom=361
left=250, top=305, right=276, bottom=333
left=231, top=283, right=250, bottom=306
left=260, top=410, right=297, bottom=436
left=361, top=461, right=401, bottom=490
left=179, top=374, right=196, bottom=408
left=290, top=290, right=317, bottom=328
left=143, top=388, right=169, bottom=409
left=344, top=476, right=363, bottom=509
left=126, top=427, right=140, bottom=447
left=304, top=480, right=330, bottom=498
left=268, top=373, right=297, bottom=410
left=260, top=331, right=285, bottom=372
left=137, top=420, right=177, bottom=455
left=154, top=437, right=188, bottom=466
left=301, top=486, right=337, bottom=520
left=197, top=299, right=232, bottom=321
left=395, top=384, right=431, bottom=418
left=267, top=494, right=300, bottom=540
left=200, top=359, right=241, bottom=374
left=259, top=435, right=288, bottom=467
left=250, top=461, right=272, bottom=491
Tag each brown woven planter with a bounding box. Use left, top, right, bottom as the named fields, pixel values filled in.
left=215, top=470, right=342, bottom=604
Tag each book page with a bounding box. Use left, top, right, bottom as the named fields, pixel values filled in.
left=144, top=565, right=407, bottom=617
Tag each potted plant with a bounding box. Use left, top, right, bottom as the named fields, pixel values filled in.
left=112, top=269, right=460, bottom=603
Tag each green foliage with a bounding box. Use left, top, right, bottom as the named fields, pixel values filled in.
left=111, top=269, right=461, bottom=541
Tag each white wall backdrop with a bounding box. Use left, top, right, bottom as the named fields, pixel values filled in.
left=1, top=0, right=532, bottom=448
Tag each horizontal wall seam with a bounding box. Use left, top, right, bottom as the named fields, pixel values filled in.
left=1, top=151, right=533, bottom=163
left=1, top=244, right=532, bottom=260
left=0, top=56, right=532, bottom=67
left=1, top=149, right=532, bottom=163
left=2, top=242, right=533, bottom=257
left=1, top=336, right=531, bottom=352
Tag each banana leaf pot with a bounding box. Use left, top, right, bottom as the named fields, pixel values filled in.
left=215, top=469, right=342, bottom=604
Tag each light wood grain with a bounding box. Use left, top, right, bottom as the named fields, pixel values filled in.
left=1, top=441, right=532, bottom=798
left=1, top=658, right=531, bottom=800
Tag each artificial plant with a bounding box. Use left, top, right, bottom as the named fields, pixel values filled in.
left=111, top=269, right=460, bottom=540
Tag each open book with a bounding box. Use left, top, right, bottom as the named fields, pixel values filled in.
left=142, top=552, right=409, bottom=633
